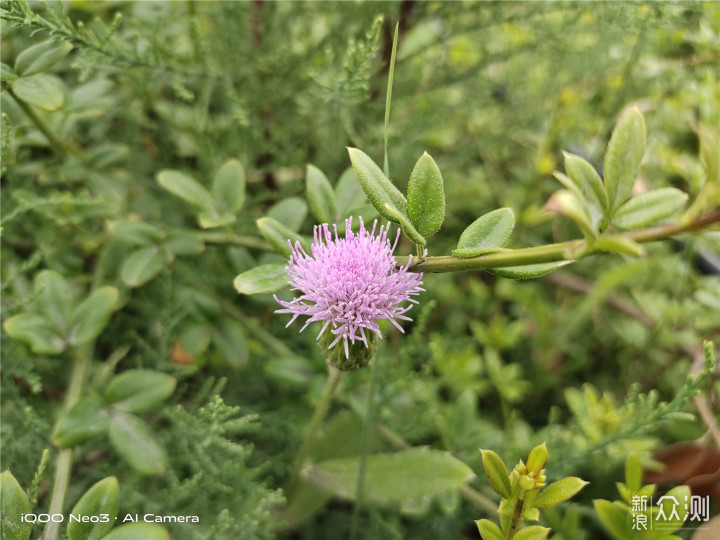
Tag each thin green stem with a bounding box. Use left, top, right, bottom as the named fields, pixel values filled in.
left=286, top=366, right=344, bottom=497
left=396, top=210, right=720, bottom=273
left=383, top=22, right=399, bottom=178
left=505, top=498, right=525, bottom=540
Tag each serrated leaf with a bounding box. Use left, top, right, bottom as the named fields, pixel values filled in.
left=534, top=477, right=588, bottom=508
left=612, top=188, right=688, bottom=229
left=109, top=220, right=164, bottom=246
left=3, top=313, right=66, bottom=355
left=234, top=262, right=289, bottom=295
left=514, top=526, right=550, bottom=540
left=120, top=246, right=169, bottom=287
left=108, top=412, right=167, bottom=474
left=105, top=370, right=176, bottom=414
left=475, top=519, right=503, bottom=540
left=591, top=236, right=645, bottom=257
left=67, top=477, right=119, bottom=540
left=593, top=499, right=633, bottom=540
left=212, top=159, right=245, bottom=214
left=0, top=470, right=33, bottom=540
left=562, top=152, right=609, bottom=219
left=347, top=147, right=407, bottom=223
left=306, top=449, right=474, bottom=503
left=267, top=197, right=308, bottom=232
left=68, top=287, right=118, bottom=346
left=407, top=152, right=445, bottom=237
left=34, top=269, right=73, bottom=335
left=11, top=74, right=64, bottom=111
left=546, top=190, right=597, bottom=239
left=14, top=39, right=73, bottom=77
left=101, top=523, right=169, bottom=540
left=54, top=396, right=110, bottom=448
left=162, top=230, right=204, bottom=255
left=452, top=208, right=515, bottom=258
left=383, top=203, right=426, bottom=246
left=480, top=449, right=511, bottom=499
left=306, top=164, right=338, bottom=224
left=605, top=106, right=646, bottom=213
left=256, top=217, right=310, bottom=258
left=488, top=261, right=572, bottom=280
left=156, top=170, right=217, bottom=214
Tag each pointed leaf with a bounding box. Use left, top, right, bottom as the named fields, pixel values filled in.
left=101, top=523, right=170, bottom=540
left=68, top=287, right=118, bottom=346
left=305, top=448, right=474, bottom=503
left=488, top=261, right=572, bottom=280
left=593, top=499, right=633, bottom=540
left=383, top=203, right=426, bottom=246
left=14, top=39, right=73, bottom=77
left=11, top=74, right=64, bottom=111
left=156, top=170, right=217, bottom=214
left=306, top=164, right=338, bottom=224
left=475, top=519, right=503, bottom=540
left=407, top=152, right=445, bottom=237
left=234, top=262, right=289, bottom=295
left=0, top=470, right=32, bottom=540
left=534, top=477, right=588, bottom=508
left=67, top=477, right=119, bottom=540
left=605, top=106, right=646, bottom=213
left=515, top=526, right=551, bottom=540
left=267, top=197, right=308, bottom=232
left=109, top=220, right=164, bottom=246
left=54, top=396, right=110, bottom=448
left=120, top=246, right=168, bottom=287
left=256, top=217, right=310, bottom=258
left=562, top=152, right=609, bottom=219
left=108, top=412, right=167, bottom=474
left=105, top=370, right=176, bottom=413
left=452, top=208, right=515, bottom=258
left=3, top=313, right=66, bottom=355
left=480, top=449, right=511, bottom=498
left=347, top=147, right=407, bottom=223
left=612, top=188, right=688, bottom=229
left=212, top=159, right=245, bottom=214
left=545, top=190, right=597, bottom=239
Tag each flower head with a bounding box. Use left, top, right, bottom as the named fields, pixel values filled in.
left=275, top=217, right=424, bottom=366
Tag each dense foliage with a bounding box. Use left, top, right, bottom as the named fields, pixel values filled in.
left=1, top=1, right=719, bottom=539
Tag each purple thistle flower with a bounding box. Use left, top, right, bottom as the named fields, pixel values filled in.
left=274, top=217, right=424, bottom=361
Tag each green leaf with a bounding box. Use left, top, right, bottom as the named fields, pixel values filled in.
left=34, top=269, right=73, bottom=335
left=68, top=287, right=118, bottom=346
left=256, top=216, right=310, bottom=258
left=562, top=152, right=609, bottom=220
left=306, top=164, right=338, bottom=224
left=156, top=170, right=217, bottom=214
left=212, top=159, right=245, bottom=214
left=101, top=523, right=169, bottom=540
left=67, top=477, right=119, bottom=540
left=197, top=211, right=235, bottom=229
left=526, top=443, right=548, bottom=474
left=480, top=449, right=511, bottom=499
left=612, top=188, right=688, bottom=229
left=162, top=230, right=205, bottom=255
left=452, top=208, right=515, bottom=258
left=625, top=455, right=642, bottom=493
left=347, top=147, right=407, bottom=223
left=3, top=313, right=66, bottom=355
left=488, top=261, right=572, bottom=280
left=514, top=526, right=551, bottom=540
left=305, top=449, right=474, bottom=504
left=54, top=396, right=111, bottom=448
left=646, top=485, right=690, bottom=537
left=546, top=190, right=597, bottom=239
left=267, top=197, right=308, bottom=232
left=383, top=203, right=426, bottom=246
left=590, top=236, right=645, bottom=257
left=604, top=106, right=646, bottom=213
left=1, top=62, right=18, bottom=82
left=120, top=246, right=169, bottom=287
left=108, top=220, right=164, bottom=246
left=407, top=152, right=445, bottom=237
left=108, top=411, right=167, bottom=475
left=534, top=477, right=588, bottom=508
left=593, top=499, right=632, bottom=540
left=0, top=470, right=32, bottom=540
left=335, top=167, right=376, bottom=221
left=105, top=370, right=176, bottom=414
left=212, top=319, right=248, bottom=368
left=11, top=74, right=64, bottom=112
left=14, top=39, right=73, bottom=77
left=475, top=519, right=503, bottom=540
left=233, top=262, right=289, bottom=295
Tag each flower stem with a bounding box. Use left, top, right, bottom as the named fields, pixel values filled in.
left=286, top=366, right=344, bottom=497
left=397, top=210, right=720, bottom=273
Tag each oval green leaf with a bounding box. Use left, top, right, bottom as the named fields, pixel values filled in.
left=545, top=190, right=597, bottom=239
left=383, top=203, right=426, bottom=246
left=212, top=319, right=248, bottom=369
left=475, top=519, right=503, bottom=540
left=514, top=526, right=551, bottom=540
left=3, top=313, right=66, bottom=355
left=156, top=170, right=217, bottom=214
left=54, top=396, right=111, bottom=448
left=68, top=287, right=118, bottom=346
left=256, top=216, right=310, bottom=258
left=305, top=448, right=474, bottom=504
left=611, top=188, right=688, bottom=230
left=534, top=477, right=588, bottom=509
left=347, top=147, right=407, bottom=223
left=452, top=208, right=515, bottom=258
left=488, top=261, right=572, bottom=280
left=34, top=269, right=73, bottom=335
left=562, top=151, right=609, bottom=221
left=197, top=211, right=236, bottom=229
left=212, top=159, right=245, bottom=214
left=480, top=449, right=511, bottom=499
left=593, top=499, right=633, bottom=540
left=307, top=164, right=338, bottom=224
left=335, top=167, right=376, bottom=221
left=11, top=74, right=64, bottom=112
left=234, top=262, right=289, bottom=295
left=604, top=106, right=646, bottom=213
left=108, top=412, right=167, bottom=475
left=267, top=197, right=308, bottom=232
left=14, top=39, right=73, bottom=77
left=101, top=523, right=170, bottom=540
left=67, top=477, right=119, bottom=540
left=162, top=230, right=205, bottom=256
left=407, top=152, right=445, bottom=237
left=105, top=370, right=177, bottom=414
left=1, top=62, right=18, bottom=82
left=0, top=470, right=33, bottom=540
left=109, top=221, right=164, bottom=246
left=120, top=246, right=168, bottom=288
